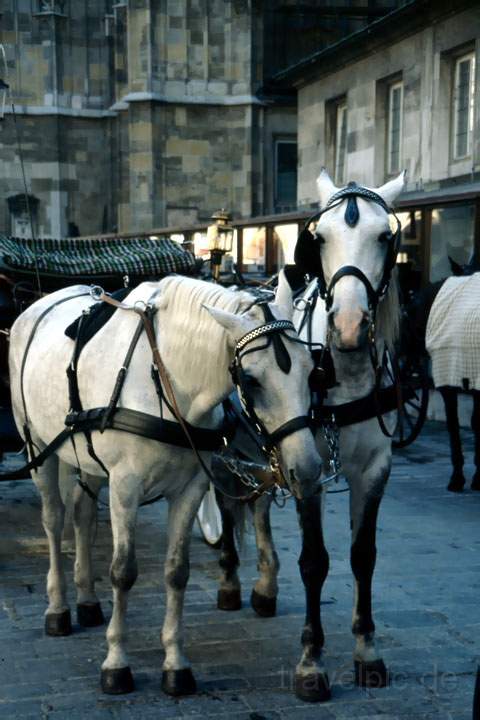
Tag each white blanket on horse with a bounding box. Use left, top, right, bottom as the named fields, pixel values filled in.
left=426, top=274, right=480, bottom=390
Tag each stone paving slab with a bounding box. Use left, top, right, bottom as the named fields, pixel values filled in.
left=0, top=421, right=479, bottom=719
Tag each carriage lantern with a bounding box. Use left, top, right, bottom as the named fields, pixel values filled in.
left=207, top=210, right=233, bottom=282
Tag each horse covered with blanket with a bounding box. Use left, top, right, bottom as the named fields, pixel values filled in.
left=425, top=271, right=480, bottom=492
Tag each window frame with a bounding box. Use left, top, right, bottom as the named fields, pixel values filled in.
left=334, top=100, right=348, bottom=185
left=274, top=138, right=298, bottom=212
left=387, top=80, right=404, bottom=175
left=452, top=50, right=476, bottom=161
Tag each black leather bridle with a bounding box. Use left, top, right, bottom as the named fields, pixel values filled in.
left=294, top=182, right=402, bottom=315
left=229, top=303, right=313, bottom=454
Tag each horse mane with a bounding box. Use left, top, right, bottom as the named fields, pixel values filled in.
left=157, top=274, right=254, bottom=315
left=376, top=269, right=400, bottom=348
left=153, top=276, right=256, bottom=394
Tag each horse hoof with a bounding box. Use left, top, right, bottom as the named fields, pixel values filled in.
left=447, top=480, right=464, bottom=492
left=161, top=668, right=196, bottom=696
left=45, top=609, right=72, bottom=636
left=294, top=672, right=331, bottom=702
left=354, top=659, right=389, bottom=688
left=217, top=588, right=241, bottom=611
left=471, top=473, right=480, bottom=491
left=77, top=602, right=105, bottom=627
left=447, top=472, right=465, bottom=492
left=251, top=589, right=276, bottom=617
left=101, top=667, right=135, bottom=694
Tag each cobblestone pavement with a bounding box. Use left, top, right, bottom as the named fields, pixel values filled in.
left=0, top=421, right=479, bottom=720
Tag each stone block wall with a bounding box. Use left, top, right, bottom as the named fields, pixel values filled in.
left=0, top=1, right=303, bottom=237
left=296, top=5, right=480, bottom=204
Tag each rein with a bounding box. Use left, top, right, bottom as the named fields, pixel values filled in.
left=89, top=290, right=313, bottom=502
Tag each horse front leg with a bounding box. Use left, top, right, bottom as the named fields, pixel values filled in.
left=250, top=493, right=279, bottom=617
left=33, top=454, right=72, bottom=636
left=216, top=491, right=242, bottom=611
left=471, top=391, right=480, bottom=490
left=294, top=493, right=330, bottom=702
left=161, top=472, right=208, bottom=696
left=73, top=472, right=105, bottom=627
left=101, top=472, right=140, bottom=695
left=349, top=467, right=389, bottom=688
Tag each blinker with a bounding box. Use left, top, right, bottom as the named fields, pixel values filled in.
left=309, top=348, right=337, bottom=395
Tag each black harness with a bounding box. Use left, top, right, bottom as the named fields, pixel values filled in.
left=0, top=291, right=312, bottom=500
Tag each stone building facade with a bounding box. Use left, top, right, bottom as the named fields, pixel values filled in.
left=1, top=0, right=290, bottom=238
left=0, top=0, right=404, bottom=239
left=276, top=0, right=480, bottom=283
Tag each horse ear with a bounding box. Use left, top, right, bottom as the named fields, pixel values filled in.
left=203, top=304, right=249, bottom=344
left=316, top=167, right=339, bottom=208
left=375, top=170, right=406, bottom=207
left=448, top=256, right=464, bottom=276
left=273, top=269, right=293, bottom=319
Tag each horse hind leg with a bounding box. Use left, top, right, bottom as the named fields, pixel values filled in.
left=440, top=387, right=465, bottom=492
left=161, top=474, right=208, bottom=696
left=471, top=391, right=480, bottom=490
left=250, top=494, right=279, bottom=617
left=73, top=472, right=105, bottom=627
left=33, top=454, right=72, bottom=636
left=349, top=471, right=389, bottom=689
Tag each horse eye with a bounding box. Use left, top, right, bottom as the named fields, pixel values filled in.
left=315, top=233, right=326, bottom=245
left=378, top=231, right=393, bottom=244
left=243, top=374, right=261, bottom=390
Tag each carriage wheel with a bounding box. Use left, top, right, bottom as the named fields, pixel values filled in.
left=392, top=354, right=430, bottom=449
left=196, top=483, right=223, bottom=548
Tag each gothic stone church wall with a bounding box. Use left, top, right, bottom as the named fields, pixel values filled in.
left=1, top=1, right=264, bottom=237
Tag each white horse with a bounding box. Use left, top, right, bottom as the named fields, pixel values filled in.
left=215, top=169, right=405, bottom=702
left=8, top=273, right=322, bottom=696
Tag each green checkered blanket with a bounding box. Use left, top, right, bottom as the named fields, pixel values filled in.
left=0, top=235, right=196, bottom=277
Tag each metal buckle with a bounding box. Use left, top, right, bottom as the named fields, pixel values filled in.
left=90, top=285, right=104, bottom=301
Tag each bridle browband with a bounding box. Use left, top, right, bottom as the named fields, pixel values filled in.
left=295, top=182, right=402, bottom=314
left=236, top=319, right=296, bottom=351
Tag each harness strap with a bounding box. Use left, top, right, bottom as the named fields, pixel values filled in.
left=67, top=308, right=109, bottom=477
left=325, top=265, right=377, bottom=313
left=100, top=315, right=145, bottom=432
left=98, top=292, right=275, bottom=502
left=65, top=406, right=231, bottom=450
left=313, top=383, right=412, bottom=428
left=269, top=415, right=314, bottom=445
left=0, top=428, right=73, bottom=482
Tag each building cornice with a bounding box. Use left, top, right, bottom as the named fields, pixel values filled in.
left=4, top=92, right=267, bottom=118
left=2, top=105, right=116, bottom=118
left=109, top=91, right=266, bottom=109
left=273, top=0, right=479, bottom=89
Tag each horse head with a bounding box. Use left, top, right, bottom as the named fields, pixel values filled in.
left=296, top=168, right=405, bottom=352
left=205, top=272, right=321, bottom=499
left=449, top=253, right=480, bottom=277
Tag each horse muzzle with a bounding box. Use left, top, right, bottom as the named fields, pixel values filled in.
left=279, top=430, right=323, bottom=500
left=328, top=307, right=370, bottom=352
